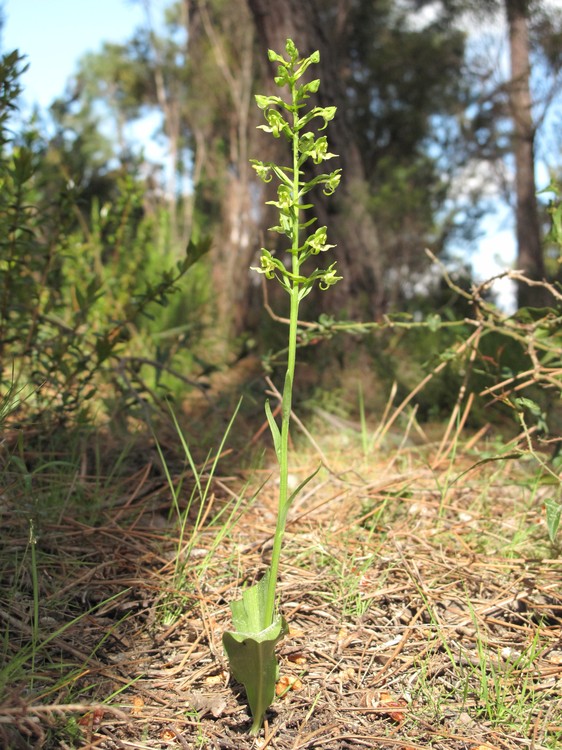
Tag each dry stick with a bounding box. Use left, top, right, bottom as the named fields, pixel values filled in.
left=97, top=729, right=150, bottom=750
left=463, top=422, right=491, bottom=452
left=119, top=355, right=209, bottom=392
left=506, top=269, right=562, bottom=301
left=368, top=604, right=427, bottom=687
left=481, top=366, right=562, bottom=397
left=261, top=276, right=318, bottom=330
left=429, top=250, right=562, bottom=400
left=291, top=723, right=340, bottom=750
left=428, top=245, right=562, bottom=304
left=432, top=324, right=482, bottom=467
left=295, top=733, right=428, bottom=750
left=385, top=403, right=421, bottom=473
left=260, top=720, right=281, bottom=750
left=433, top=391, right=474, bottom=471
left=0, top=609, right=171, bottom=707
left=370, top=380, right=399, bottom=448
left=334, top=473, right=427, bottom=535
left=373, top=326, right=483, bottom=451
left=110, top=462, right=153, bottom=524
left=0, top=704, right=128, bottom=723
left=148, top=631, right=208, bottom=678
left=195, top=491, right=216, bottom=531
left=452, top=581, right=562, bottom=630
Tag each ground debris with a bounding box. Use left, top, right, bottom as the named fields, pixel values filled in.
left=1, top=433, right=561, bottom=749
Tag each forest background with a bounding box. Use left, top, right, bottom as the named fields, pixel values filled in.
left=2, top=1, right=562, bottom=747
left=2, top=0, right=562, bottom=426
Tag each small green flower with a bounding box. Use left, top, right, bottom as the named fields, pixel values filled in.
left=319, top=263, right=342, bottom=290
left=251, top=249, right=280, bottom=280
left=322, top=170, right=341, bottom=195
left=297, top=105, right=337, bottom=132
left=255, top=94, right=285, bottom=111
left=277, top=184, right=294, bottom=211
left=299, top=134, right=337, bottom=165
left=258, top=109, right=291, bottom=139
left=296, top=79, right=320, bottom=100
left=306, top=226, right=335, bottom=255
left=274, top=68, right=292, bottom=88
left=250, top=159, right=273, bottom=183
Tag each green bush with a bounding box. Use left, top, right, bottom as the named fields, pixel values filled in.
left=0, top=50, right=210, bottom=424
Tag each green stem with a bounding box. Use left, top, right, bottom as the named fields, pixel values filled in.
left=264, top=82, right=302, bottom=626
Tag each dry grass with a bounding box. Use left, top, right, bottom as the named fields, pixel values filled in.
left=1, top=403, right=561, bottom=750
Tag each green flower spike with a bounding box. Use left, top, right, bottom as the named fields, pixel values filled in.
left=223, top=38, right=341, bottom=735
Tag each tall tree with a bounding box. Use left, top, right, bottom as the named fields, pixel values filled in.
left=444, top=0, right=562, bottom=307
left=186, top=0, right=258, bottom=333
left=505, top=0, right=547, bottom=306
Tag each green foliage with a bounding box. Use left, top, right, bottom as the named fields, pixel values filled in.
left=0, top=50, right=211, bottom=423
left=541, top=180, right=562, bottom=275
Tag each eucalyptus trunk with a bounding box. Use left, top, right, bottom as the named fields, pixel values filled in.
left=505, top=0, right=548, bottom=307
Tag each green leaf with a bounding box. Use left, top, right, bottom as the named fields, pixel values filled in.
left=265, top=400, right=281, bottom=461
left=544, top=497, right=562, bottom=543
left=223, top=572, right=289, bottom=735
left=511, top=306, right=556, bottom=323
left=185, top=234, right=213, bottom=271
left=426, top=313, right=441, bottom=332
left=513, top=397, right=542, bottom=416
left=287, top=464, right=321, bottom=508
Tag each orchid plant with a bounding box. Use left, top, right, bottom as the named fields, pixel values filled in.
left=222, top=39, right=341, bottom=734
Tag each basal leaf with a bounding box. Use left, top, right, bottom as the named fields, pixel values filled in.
left=223, top=572, right=289, bottom=734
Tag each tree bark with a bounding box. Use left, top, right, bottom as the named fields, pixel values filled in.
left=186, top=0, right=261, bottom=337
left=199, top=0, right=256, bottom=334
left=505, top=0, right=548, bottom=307
left=247, top=0, right=386, bottom=319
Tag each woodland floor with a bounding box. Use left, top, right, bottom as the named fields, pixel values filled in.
left=1, top=393, right=562, bottom=750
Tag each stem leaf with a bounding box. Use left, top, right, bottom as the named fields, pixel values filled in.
left=265, top=399, right=281, bottom=461
left=282, top=371, right=292, bottom=423
left=287, top=464, right=321, bottom=508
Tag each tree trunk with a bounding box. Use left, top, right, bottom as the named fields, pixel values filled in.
left=209, top=16, right=255, bottom=334
left=247, top=0, right=386, bottom=319
left=186, top=0, right=259, bottom=338
left=505, top=0, right=548, bottom=307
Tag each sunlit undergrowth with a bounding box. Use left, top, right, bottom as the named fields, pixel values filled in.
left=2, top=392, right=561, bottom=749
left=0, top=50, right=217, bottom=429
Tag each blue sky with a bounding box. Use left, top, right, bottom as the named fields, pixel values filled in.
left=2, top=0, right=152, bottom=109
